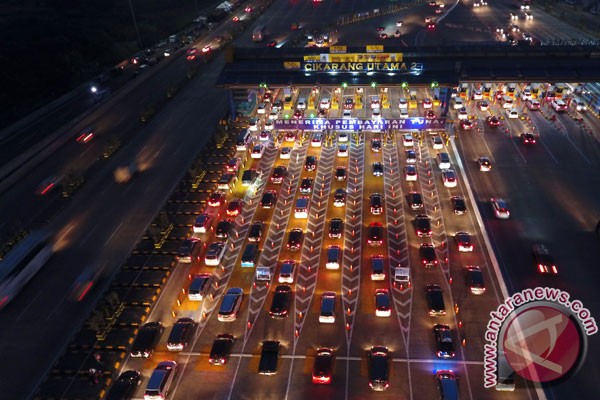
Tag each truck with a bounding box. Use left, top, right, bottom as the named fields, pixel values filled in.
left=258, top=340, right=280, bottom=375
left=114, top=161, right=138, bottom=183
left=253, top=25, right=265, bottom=42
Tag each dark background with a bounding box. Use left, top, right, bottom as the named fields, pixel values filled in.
left=0, top=0, right=205, bottom=129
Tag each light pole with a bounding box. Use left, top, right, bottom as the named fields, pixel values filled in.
left=128, top=0, right=143, bottom=49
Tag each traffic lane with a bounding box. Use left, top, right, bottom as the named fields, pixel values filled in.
left=550, top=111, right=599, bottom=165
left=0, top=59, right=230, bottom=398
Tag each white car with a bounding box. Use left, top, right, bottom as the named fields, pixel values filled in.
left=400, top=109, right=409, bottom=119
left=311, top=133, right=322, bottom=147
left=205, top=242, right=227, bottom=266
left=442, top=169, right=457, bottom=188
left=264, top=119, right=274, bottom=131
left=342, top=109, right=352, bottom=119
left=338, top=132, right=349, bottom=142
left=472, top=90, right=483, bottom=100
left=423, top=98, right=433, bottom=109
left=551, top=99, right=567, bottom=112
left=337, top=144, right=349, bottom=157
left=521, top=89, right=532, bottom=100
left=453, top=98, right=464, bottom=110
left=280, top=147, right=291, bottom=159
left=258, top=131, right=270, bottom=141
left=457, top=108, right=468, bottom=120
left=257, top=103, right=266, bottom=114
left=398, top=97, right=408, bottom=109
left=432, top=136, right=444, bottom=149
left=404, top=165, right=417, bottom=181
left=278, top=261, right=296, bottom=284
left=250, top=144, right=265, bottom=159
left=319, top=98, right=331, bottom=109
left=403, top=133, right=414, bottom=147
left=491, top=198, right=510, bottom=219
left=268, top=110, right=278, bottom=120
left=506, top=108, right=519, bottom=119
left=248, top=118, right=258, bottom=132
left=478, top=101, right=489, bottom=111
left=478, top=156, right=492, bottom=172
left=372, top=108, right=382, bottom=119
left=524, top=12, right=533, bottom=20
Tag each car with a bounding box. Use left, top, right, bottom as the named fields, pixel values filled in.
left=312, top=348, right=334, bottom=384
left=271, top=166, right=287, bottom=184
left=425, top=284, right=446, bottom=316
left=335, top=166, right=347, bottom=181
left=408, top=191, right=423, bottom=210
left=329, top=218, right=343, bottom=239
left=258, top=340, right=280, bottom=375
left=551, top=99, right=568, bottom=112
left=491, top=197, right=510, bottom=219
left=333, top=188, right=346, bottom=207
left=280, top=147, right=292, bottom=159
left=478, top=156, right=492, bottom=171
left=533, top=244, right=558, bottom=274
left=398, top=97, right=408, bottom=109
left=423, top=98, right=433, bottom=109
left=404, top=165, right=417, bottom=181
left=300, top=178, right=313, bottom=194
left=267, top=40, right=277, bottom=47
left=368, top=346, right=390, bottom=391
left=527, top=99, right=541, bottom=110
left=436, top=370, right=460, bottom=398
left=215, top=219, right=234, bottom=239
left=520, top=132, right=536, bottom=144
left=344, top=98, right=354, bottom=109
left=106, top=370, right=141, bottom=400
left=337, top=144, right=349, bottom=157
left=205, top=242, right=226, bottom=266
left=510, top=11, right=518, bottom=20
left=218, top=287, right=244, bottom=322
left=250, top=144, right=265, bottom=158
left=371, top=138, right=382, bottom=152
left=209, top=334, right=235, bottom=366
left=264, top=119, right=274, bottom=131
left=319, top=98, right=331, bottom=109
left=379, top=33, right=388, bottom=39
left=453, top=98, right=464, bottom=110
left=287, top=228, right=304, bottom=250
left=478, top=100, right=489, bottom=111
left=370, top=255, right=386, bottom=281
left=432, top=136, right=444, bottom=149
left=506, top=108, right=519, bottom=119
left=428, top=1, right=437, bottom=6
left=226, top=198, right=243, bottom=216
left=293, top=110, right=303, bottom=119
left=269, top=285, right=292, bottom=318
left=420, top=243, right=438, bottom=268
left=226, top=157, right=241, bottom=173
left=465, top=265, right=486, bottom=295
left=451, top=196, right=467, bottom=215
left=367, top=222, right=384, bottom=246
left=193, top=213, right=211, bottom=233
left=426, top=22, right=436, bottom=29
left=396, top=20, right=403, bottom=27
left=370, top=192, right=384, bottom=215
left=457, top=107, right=468, bottom=120
left=402, top=133, right=414, bottom=146
left=338, top=132, right=349, bottom=142
left=262, top=91, right=273, bottom=102
left=376, top=26, right=385, bottom=32
left=167, top=318, right=195, bottom=352
left=258, top=131, right=270, bottom=142
left=318, top=108, right=327, bottom=118
left=176, top=238, right=200, bottom=263
left=433, top=324, right=456, bottom=359
left=269, top=110, right=278, bottom=120
left=486, top=115, right=500, bottom=127
left=372, top=108, right=382, bottom=118
left=521, top=88, right=532, bottom=100
left=187, top=273, right=212, bottom=301
left=278, top=260, right=296, bottom=283
left=248, top=221, right=264, bottom=242
left=305, top=155, right=317, bottom=171
left=241, top=169, right=258, bottom=186
left=405, top=149, right=417, bottom=164
left=35, top=176, right=60, bottom=196
left=256, top=103, right=266, bottom=114
left=248, top=118, right=258, bottom=131
left=441, top=169, right=457, bottom=188
left=435, top=5, right=444, bottom=12
left=400, top=109, right=409, bottom=119
left=460, top=119, right=473, bottom=130
left=415, top=214, right=432, bottom=237
left=202, top=45, right=211, bottom=53
left=342, top=109, right=352, bottom=119
left=372, top=162, right=384, bottom=177
left=375, top=289, right=392, bottom=317
left=260, top=190, right=278, bottom=208
left=472, top=90, right=483, bottom=100
left=425, top=110, right=436, bottom=119
left=131, top=322, right=163, bottom=358
left=75, top=127, right=95, bottom=143
left=455, top=231, right=474, bottom=252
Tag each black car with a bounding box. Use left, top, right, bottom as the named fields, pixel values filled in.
left=415, top=214, right=432, bottom=237
left=261, top=190, right=278, bottom=208
left=370, top=193, right=383, bottom=215
left=371, top=138, right=382, bottom=152
left=304, top=155, right=317, bottom=171
left=408, top=191, right=423, bottom=210
left=532, top=244, right=557, bottom=274
left=419, top=244, right=438, bottom=268
left=335, top=166, right=347, bottom=181
left=248, top=221, right=264, bottom=242
left=372, top=162, right=384, bottom=176
left=167, top=318, right=195, bottom=351
left=131, top=322, right=163, bottom=358
left=328, top=218, right=343, bottom=239
left=209, top=334, right=235, bottom=365
left=425, top=284, right=446, bottom=316
left=106, top=370, right=141, bottom=400
left=215, top=219, right=234, bottom=239
left=367, top=222, right=384, bottom=246
left=208, top=190, right=226, bottom=207
left=287, top=228, right=303, bottom=250
left=269, top=285, right=292, bottom=318
left=270, top=166, right=287, bottom=184
left=433, top=324, right=456, bottom=358
left=368, top=346, right=390, bottom=391
left=176, top=238, right=200, bottom=263
left=241, top=169, right=258, bottom=186
left=300, top=178, right=313, bottom=193
left=312, top=348, right=334, bottom=384
left=451, top=196, right=467, bottom=215
left=464, top=266, right=486, bottom=295
left=333, top=188, right=346, bottom=207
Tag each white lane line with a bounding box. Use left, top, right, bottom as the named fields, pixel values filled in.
left=105, top=222, right=123, bottom=246
left=539, top=138, right=559, bottom=165
left=15, top=291, right=42, bottom=322
left=508, top=136, right=528, bottom=164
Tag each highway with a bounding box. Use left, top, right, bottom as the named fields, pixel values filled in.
left=0, top=0, right=598, bottom=399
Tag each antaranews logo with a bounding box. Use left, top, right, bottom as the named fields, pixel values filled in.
left=484, top=287, right=597, bottom=389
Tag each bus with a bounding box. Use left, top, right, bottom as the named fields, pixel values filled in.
left=0, top=231, right=54, bottom=309
left=252, top=25, right=265, bottom=42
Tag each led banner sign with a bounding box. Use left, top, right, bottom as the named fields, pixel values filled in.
left=303, top=61, right=420, bottom=72
left=304, top=53, right=403, bottom=63
left=273, top=117, right=446, bottom=131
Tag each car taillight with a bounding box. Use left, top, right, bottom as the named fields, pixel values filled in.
left=552, top=266, right=558, bottom=274
left=538, top=264, right=545, bottom=273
